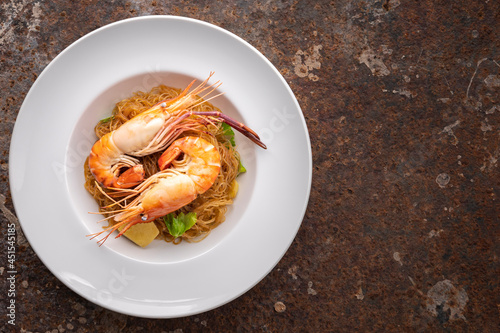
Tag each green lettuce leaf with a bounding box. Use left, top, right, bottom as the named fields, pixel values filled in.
left=221, top=123, right=246, bottom=174
left=99, top=115, right=114, bottom=123
left=163, top=212, right=197, bottom=238
left=238, top=159, right=246, bottom=174
left=221, top=122, right=236, bottom=147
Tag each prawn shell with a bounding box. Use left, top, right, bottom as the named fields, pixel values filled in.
left=141, top=174, right=198, bottom=218
left=158, top=136, right=221, bottom=194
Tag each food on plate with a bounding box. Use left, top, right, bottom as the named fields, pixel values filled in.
left=117, top=222, right=159, bottom=248
left=84, top=73, right=266, bottom=247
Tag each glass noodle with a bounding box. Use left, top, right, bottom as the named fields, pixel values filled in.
left=84, top=85, right=241, bottom=244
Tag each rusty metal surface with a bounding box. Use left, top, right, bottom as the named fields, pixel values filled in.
left=1, top=0, right=499, bottom=332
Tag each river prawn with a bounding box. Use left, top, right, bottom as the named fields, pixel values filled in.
left=87, top=136, right=222, bottom=246
left=88, top=73, right=266, bottom=189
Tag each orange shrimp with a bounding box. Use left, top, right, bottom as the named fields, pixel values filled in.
left=88, top=75, right=216, bottom=189
left=88, top=73, right=266, bottom=189
left=87, top=136, right=221, bottom=246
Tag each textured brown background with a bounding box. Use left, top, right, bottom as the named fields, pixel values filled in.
left=1, top=0, right=499, bottom=332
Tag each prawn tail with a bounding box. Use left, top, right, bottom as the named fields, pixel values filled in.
left=116, top=165, right=145, bottom=188
left=157, top=147, right=183, bottom=170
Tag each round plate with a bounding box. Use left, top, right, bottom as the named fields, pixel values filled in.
left=9, top=16, right=311, bottom=318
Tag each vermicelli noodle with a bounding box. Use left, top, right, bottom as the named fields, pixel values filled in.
left=84, top=84, right=241, bottom=244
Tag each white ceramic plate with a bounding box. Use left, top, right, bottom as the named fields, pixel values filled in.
left=10, top=16, right=311, bottom=318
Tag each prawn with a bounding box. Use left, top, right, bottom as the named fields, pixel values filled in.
left=87, top=136, right=221, bottom=246
left=88, top=73, right=266, bottom=189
